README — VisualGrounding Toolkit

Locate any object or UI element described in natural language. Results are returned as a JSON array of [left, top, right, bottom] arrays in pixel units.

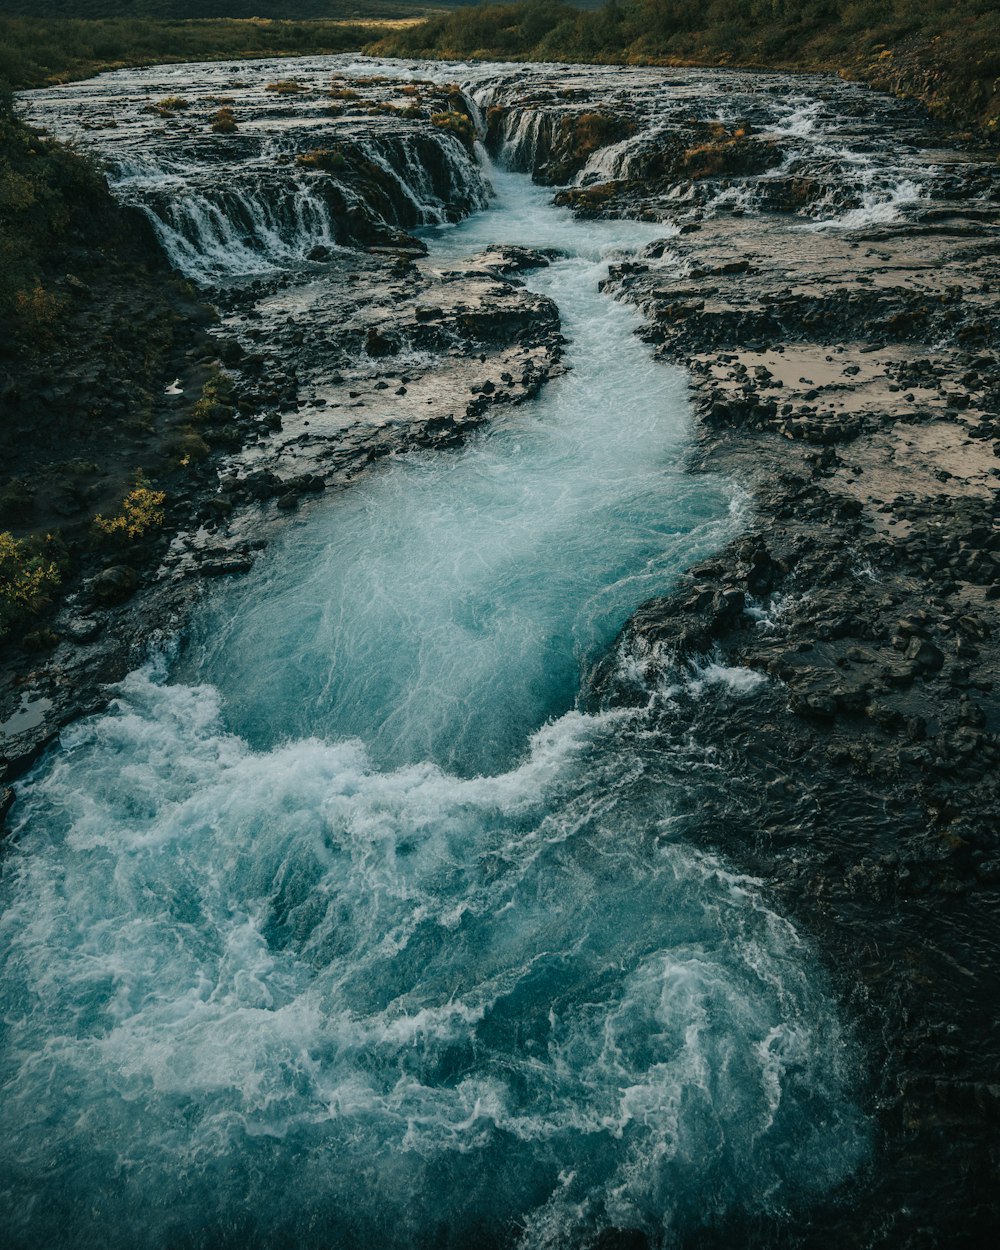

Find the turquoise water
[[180, 165, 731, 774], [0, 164, 867, 1250]]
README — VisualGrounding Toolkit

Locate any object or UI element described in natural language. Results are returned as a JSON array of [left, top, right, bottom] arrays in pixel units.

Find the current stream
[[1, 137, 868, 1247]]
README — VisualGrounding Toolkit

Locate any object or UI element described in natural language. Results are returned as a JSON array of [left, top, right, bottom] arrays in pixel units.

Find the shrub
[[148, 95, 191, 116], [0, 480, 34, 525], [265, 78, 306, 94], [13, 282, 64, 332], [94, 476, 166, 541], [210, 107, 237, 134], [296, 147, 349, 172], [564, 111, 634, 159], [191, 367, 234, 424], [167, 430, 211, 466], [0, 531, 61, 638], [430, 109, 475, 148]]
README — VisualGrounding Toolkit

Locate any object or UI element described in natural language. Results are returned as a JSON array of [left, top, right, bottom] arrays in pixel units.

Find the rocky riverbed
[[3, 56, 999, 1249]]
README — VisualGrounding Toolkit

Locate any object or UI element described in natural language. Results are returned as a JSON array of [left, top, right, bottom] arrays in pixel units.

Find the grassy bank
[[0, 16, 408, 90]]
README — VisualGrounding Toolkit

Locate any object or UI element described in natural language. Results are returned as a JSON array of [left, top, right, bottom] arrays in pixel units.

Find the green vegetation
[[369, 1, 1000, 132], [94, 476, 166, 540], [563, 110, 634, 158], [265, 76, 307, 92], [190, 366, 234, 424], [430, 107, 474, 147], [2, 5, 995, 129], [210, 104, 237, 130], [0, 16, 400, 90], [0, 530, 61, 638], [296, 145, 349, 170], [0, 1, 442, 18]]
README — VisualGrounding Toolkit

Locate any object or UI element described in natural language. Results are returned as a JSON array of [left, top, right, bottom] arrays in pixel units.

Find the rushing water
[[178, 165, 732, 775], [2, 68, 870, 1250]]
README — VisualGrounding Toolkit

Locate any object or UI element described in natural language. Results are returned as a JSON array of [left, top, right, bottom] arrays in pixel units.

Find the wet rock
[[89, 566, 139, 604], [287, 474, 326, 494], [365, 327, 398, 357], [906, 637, 945, 673], [594, 1230, 648, 1250], [233, 471, 282, 501], [8, 64, 1000, 1249], [711, 586, 745, 625], [64, 616, 102, 642], [199, 555, 253, 577], [790, 688, 838, 719], [473, 244, 557, 273]]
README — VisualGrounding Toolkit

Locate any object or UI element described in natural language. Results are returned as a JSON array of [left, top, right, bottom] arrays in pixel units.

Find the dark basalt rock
[[89, 565, 139, 604], [471, 244, 560, 273], [365, 326, 399, 357]]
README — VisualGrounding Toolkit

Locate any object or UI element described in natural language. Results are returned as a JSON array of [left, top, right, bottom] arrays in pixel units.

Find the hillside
[[0, 15, 399, 89]]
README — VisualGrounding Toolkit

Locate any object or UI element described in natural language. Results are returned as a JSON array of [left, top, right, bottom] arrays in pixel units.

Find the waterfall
[[107, 130, 490, 283]]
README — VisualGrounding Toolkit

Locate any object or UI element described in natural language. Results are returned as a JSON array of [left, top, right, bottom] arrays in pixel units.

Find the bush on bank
[[0, 530, 61, 639]]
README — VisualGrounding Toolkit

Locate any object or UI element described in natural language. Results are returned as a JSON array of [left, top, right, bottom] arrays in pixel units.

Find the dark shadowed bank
[[0, 80, 259, 769]]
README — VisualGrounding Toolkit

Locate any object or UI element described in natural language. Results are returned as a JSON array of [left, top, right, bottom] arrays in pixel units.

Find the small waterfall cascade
[[469, 68, 940, 226]]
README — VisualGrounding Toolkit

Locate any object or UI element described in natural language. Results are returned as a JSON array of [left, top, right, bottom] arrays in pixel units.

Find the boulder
[[90, 565, 138, 604]]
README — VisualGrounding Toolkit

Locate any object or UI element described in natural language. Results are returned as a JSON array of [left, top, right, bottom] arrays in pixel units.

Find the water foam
[[1, 664, 866, 1250]]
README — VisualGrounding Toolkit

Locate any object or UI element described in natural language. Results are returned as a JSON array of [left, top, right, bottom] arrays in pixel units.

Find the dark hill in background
[[0, 1, 598, 17], [0, 2, 437, 17]]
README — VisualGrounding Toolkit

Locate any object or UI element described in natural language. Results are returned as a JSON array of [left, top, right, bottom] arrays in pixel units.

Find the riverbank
[[3, 6, 1000, 137], [366, 1, 1000, 136], [0, 14, 414, 89], [0, 90, 250, 796]]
